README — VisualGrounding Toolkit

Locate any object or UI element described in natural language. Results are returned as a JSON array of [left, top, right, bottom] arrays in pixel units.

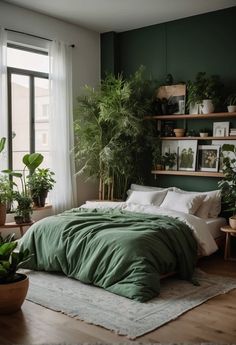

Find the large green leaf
[[0, 137, 6, 153], [0, 242, 17, 257], [23, 153, 44, 173]]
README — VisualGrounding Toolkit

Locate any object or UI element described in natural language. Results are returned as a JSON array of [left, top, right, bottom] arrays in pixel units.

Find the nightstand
[[220, 225, 236, 261]]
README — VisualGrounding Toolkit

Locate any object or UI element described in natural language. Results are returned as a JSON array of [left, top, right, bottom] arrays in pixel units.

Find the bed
[[19, 186, 224, 302]]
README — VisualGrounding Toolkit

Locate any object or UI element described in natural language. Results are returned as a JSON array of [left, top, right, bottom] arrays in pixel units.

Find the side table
[[220, 225, 236, 261], [0, 221, 35, 238]]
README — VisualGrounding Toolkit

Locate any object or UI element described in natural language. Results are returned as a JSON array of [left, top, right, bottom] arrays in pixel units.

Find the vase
[[200, 99, 214, 114]]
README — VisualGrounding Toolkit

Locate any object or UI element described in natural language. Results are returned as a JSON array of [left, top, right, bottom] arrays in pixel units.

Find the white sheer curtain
[[49, 40, 77, 214], [0, 28, 8, 170]]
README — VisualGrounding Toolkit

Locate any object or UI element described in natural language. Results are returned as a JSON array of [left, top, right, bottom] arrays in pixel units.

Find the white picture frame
[[198, 145, 220, 172], [161, 140, 178, 170], [213, 121, 230, 137], [212, 140, 236, 172], [178, 140, 198, 171]]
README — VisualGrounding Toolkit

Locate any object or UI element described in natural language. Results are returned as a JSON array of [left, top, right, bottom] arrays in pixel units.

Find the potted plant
[[0, 233, 30, 314], [199, 128, 210, 138], [226, 94, 236, 113], [162, 152, 177, 170], [187, 72, 222, 114], [27, 168, 56, 207], [218, 144, 236, 229], [3, 152, 44, 224], [0, 174, 13, 226]]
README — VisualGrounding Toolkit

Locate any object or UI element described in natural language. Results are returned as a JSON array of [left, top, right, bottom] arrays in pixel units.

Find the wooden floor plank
[[0, 252, 236, 344]]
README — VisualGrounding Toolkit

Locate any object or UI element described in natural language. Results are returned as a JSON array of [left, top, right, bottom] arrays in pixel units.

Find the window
[[7, 45, 50, 178]]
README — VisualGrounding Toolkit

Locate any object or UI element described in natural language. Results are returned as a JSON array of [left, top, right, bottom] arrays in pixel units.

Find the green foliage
[[218, 144, 236, 214], [0, 233, 30, 284], [162, 152, 177, 168], [74, 66, 154, 199], [0, 174, 13, 205], [0, 137, 6, 154], [27, 168, 56, 198], [187, 72, 222, 108], [13, 192, 32, 219], [227, 93, 236, 106]]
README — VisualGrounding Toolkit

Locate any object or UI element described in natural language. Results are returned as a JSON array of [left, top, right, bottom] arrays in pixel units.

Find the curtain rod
[[5, 28, 75, 47]]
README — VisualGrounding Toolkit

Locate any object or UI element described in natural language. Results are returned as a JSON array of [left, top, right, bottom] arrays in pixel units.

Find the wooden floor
[[0, 252, 236, 344]]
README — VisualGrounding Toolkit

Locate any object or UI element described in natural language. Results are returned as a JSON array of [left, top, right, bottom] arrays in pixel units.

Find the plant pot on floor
[[0, 273, 29, 314], [32, 190, 48, 208], [0, 203, 6, 226]]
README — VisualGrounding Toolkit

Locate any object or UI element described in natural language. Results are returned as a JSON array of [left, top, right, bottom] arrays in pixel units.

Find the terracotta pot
[[229, 216, 236, 230], [174, 128, 185, 137], [0, 274, 29, 314], [0, 203, 6, 226]]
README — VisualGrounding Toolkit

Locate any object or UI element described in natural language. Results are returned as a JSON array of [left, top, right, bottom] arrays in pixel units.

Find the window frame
[[7, 44, 49, 170]]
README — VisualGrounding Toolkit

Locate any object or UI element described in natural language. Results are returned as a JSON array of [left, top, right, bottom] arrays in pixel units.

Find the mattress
[[205, 217, 227, 239]]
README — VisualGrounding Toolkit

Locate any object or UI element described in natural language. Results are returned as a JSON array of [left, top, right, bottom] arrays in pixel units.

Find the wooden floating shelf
[[161, 136, 236, 140], [145, 112, 236, 120], [151, 170, 224, 178]]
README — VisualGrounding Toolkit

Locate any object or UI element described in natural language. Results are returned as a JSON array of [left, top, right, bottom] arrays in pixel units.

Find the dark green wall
[[100, 7, 236, 191]]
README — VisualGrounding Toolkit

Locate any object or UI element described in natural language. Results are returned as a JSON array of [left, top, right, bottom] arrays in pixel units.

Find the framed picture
[[213, 121, 230, 137], [212, 140, 236, 171], [178, 140, 198, 171], [198, 145, 220, 172], [157, 84, 186, 114], [161, 140, 178, 170]]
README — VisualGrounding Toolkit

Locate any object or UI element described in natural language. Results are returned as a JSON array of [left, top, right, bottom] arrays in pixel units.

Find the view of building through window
[[7, 46, 50, 182]]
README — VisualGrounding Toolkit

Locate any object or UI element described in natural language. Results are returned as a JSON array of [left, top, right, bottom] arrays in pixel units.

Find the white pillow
[[130, 184, 174, 192], [160, 191, 207, 215], [173, 188, 221, 218], [126, 190, 168, 206]]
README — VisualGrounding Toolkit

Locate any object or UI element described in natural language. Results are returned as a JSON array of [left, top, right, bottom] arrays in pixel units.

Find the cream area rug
[[24, 269, 236, 339]]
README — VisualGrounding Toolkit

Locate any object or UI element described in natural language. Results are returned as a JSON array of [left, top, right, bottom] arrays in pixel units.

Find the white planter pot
[[227, 105, 236, 113], [199, 132, 208, 138], [189, 103, 199, 114], [229, 216, 236, 230], [200, 99, 214, 114]]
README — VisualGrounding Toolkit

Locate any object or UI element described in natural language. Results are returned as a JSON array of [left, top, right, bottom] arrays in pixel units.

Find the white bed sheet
[[82, 201, 218, 257], [204, 217, 227, 239]]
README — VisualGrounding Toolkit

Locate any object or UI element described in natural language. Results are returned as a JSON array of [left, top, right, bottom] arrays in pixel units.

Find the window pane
[[11, 74, 30, 173], [35, 77, 51, 169], [7, 47, 49, 73]]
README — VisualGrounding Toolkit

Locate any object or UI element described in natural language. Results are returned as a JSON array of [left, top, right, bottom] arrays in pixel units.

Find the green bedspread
[[20, 208, 198, 302]]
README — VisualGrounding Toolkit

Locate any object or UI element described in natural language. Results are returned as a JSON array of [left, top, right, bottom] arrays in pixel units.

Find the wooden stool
[[0, 221, 35, 238], [220, 225, 236, 261]]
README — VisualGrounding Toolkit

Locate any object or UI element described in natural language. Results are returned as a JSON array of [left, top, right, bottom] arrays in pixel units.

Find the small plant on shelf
[[226, 93, 236, 113], [162, 152, 177, 170]]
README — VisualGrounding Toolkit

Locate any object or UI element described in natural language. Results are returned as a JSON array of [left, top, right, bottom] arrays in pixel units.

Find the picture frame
[[178, 140, 198, 171], [161, 140, 178, 170], [157, 84, 186, 115], [213, 121, 230, 137], [212, 140, 236, 172], [198, 145, 220, 172]]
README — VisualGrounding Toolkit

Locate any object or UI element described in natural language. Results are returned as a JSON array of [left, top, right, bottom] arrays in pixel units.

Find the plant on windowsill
[[27, 168, 56, 207], [218, 144, 236, 229], [3, 153, 44, 224], [0, 233, 30, 314]]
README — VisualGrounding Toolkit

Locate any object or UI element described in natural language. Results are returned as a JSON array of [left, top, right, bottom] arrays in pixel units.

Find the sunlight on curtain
[[49, 40, 77, 214], [0, 28, 8, 170]]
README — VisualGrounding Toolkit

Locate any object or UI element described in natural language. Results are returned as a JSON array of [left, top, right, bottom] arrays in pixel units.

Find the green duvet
[[20, 208, 198, 302]]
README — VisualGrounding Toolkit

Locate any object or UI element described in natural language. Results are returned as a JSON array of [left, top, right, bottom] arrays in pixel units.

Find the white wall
[[0, 1, 100, 205]]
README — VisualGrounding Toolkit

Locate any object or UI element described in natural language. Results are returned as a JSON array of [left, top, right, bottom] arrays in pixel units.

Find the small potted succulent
[[226, 94, 236, 113], [0, 233, 30, 314], [27, 168, 56, 207]]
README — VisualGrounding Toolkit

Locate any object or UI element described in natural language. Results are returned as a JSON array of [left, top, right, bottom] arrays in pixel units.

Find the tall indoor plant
[[74, 66, 154, 200], [218, 144, 236, 229]]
